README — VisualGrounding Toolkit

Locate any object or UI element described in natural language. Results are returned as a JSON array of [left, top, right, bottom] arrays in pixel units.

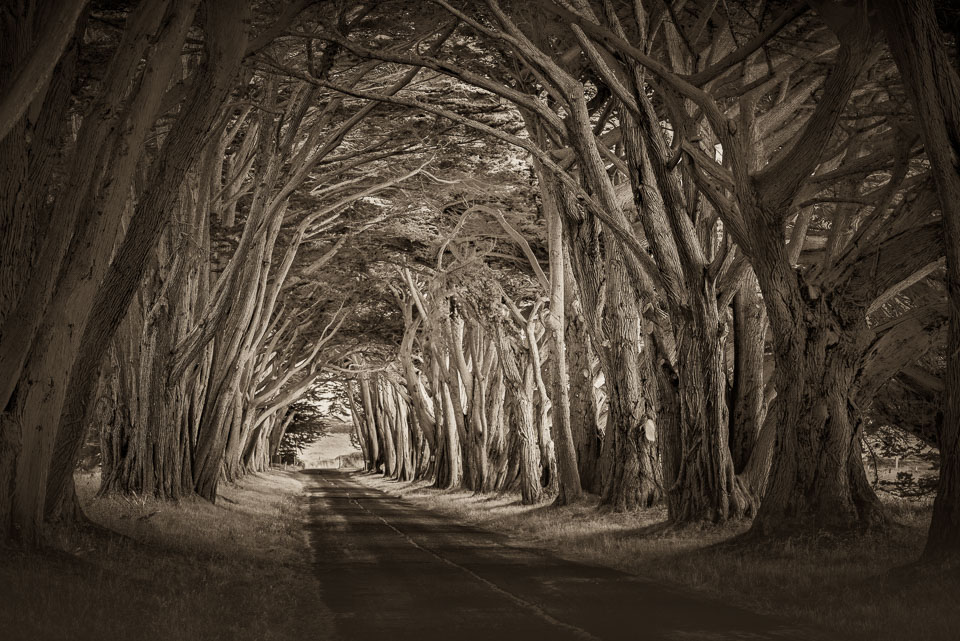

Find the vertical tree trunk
[[391, 383, 414, 481], [730, 275, 767, 473], [496, 322, 542, 504], [651, 337, 682, 493], [1, 0, 203, 542], [97, 268, 193, 500], [539, 169, 583, 504], [749, 246, 883, 535], [194, 226, 273, 500], [623, 104, 751, 523], [441, 315, 475, 489], [597, 246, 662, 511], [358, 374, 381, 472], [345, 380, 369, 469], [669, 302, 753, 522], [483, 365, 507, 492], [878, 0, 960, 557], [426, 355, 452, 488], [564, 280, 602, 494], [563, 203, 661, 511], [438, 377, 463, 489], [525, 312, 558, 497], [376, 379, 397, 478], [519, 358, 544, 503]]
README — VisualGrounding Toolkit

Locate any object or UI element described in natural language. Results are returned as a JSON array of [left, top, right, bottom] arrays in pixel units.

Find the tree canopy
[[1, 0, 959, 560]]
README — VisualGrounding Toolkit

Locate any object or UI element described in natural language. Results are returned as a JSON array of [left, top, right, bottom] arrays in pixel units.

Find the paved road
[[305, 469, 824, 641]]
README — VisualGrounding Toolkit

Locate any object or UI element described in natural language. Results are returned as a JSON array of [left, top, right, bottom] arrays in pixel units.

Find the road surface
[[305, 469, 825, 641]]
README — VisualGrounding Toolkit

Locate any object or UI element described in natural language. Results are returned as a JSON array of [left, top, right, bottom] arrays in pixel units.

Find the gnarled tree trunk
[[750, 251, 883, 535]]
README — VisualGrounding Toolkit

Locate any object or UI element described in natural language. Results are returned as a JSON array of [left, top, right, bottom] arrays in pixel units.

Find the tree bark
[[749, 245, 883, 535], [0, 0, 88, 143], [730, 275, 767, 473], [496, 321, 542, 504], [1, 0, 202, 543], [598, 245, 662, 511], [358, 373, 381, 472], [539, 166, 583, 504], [564, 285, 602, 494], [877, 0, 960, 557]]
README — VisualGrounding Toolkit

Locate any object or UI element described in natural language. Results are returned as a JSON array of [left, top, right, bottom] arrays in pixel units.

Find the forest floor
[[0, 469, 333, 641], [355, 472, 960, 641], [4, 465, 954, 640]]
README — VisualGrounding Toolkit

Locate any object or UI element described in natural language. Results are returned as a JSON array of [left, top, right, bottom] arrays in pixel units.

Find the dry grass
[[0, 470, 332, 641], [357, 473, 960, 641]]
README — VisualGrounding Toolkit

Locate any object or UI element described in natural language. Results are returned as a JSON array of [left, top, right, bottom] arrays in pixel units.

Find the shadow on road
[[303, 469, 827, 641]]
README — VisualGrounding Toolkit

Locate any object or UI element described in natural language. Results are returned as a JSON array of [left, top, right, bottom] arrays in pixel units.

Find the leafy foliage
[[277, 400, 330, 464]]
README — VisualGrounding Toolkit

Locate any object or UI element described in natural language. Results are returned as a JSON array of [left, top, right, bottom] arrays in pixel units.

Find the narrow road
[[305, 469, 824, 641]]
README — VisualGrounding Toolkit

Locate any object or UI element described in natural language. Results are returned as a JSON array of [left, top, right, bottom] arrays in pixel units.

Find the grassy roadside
[[355, 472, 960, 641], [0, 470, 331, 641]]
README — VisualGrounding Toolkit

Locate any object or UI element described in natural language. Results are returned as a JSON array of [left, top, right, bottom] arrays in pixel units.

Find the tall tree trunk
[[358, 374, 381, 472], [730, 275, 767, 473], [597, 246, 662, 511], [496, 322, 542, 504], [0, 0, 202, 543], [651, 337, 682, 494], [564, 204, 661, 511], [624, 102, 751, 523], [193, 219, 274, 500], [749, 247, 883, 535], [669, 300, 753, 522], [98, 290, 190, 499], [483, 365, 507, 492], [95, 195, 208, 500], [376, 379, 397, 478], [390, 383, 414, 482], [878, 0, 960, 557], [539, 168, 583, 504], [564, 272, 602, 494], [437, 376, 462, 489]]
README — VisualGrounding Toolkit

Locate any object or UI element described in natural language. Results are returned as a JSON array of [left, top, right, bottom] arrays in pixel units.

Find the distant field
[[301, 429, 360, 469], [324, 419, 356, 434]]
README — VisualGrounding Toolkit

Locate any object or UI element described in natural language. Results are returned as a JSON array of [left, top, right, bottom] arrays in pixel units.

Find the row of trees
[[333, 0, 960, 558], [0, 0, 456, 543], [1, 0, 958, 564]]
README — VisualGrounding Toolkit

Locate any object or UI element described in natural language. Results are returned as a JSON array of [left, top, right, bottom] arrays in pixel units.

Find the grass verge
[[0, 470, 331, 641], [355, 472, 959, 641]]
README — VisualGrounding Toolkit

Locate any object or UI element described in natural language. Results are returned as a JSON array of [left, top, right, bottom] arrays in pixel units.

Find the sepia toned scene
[[1, 1, 959, 639]]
